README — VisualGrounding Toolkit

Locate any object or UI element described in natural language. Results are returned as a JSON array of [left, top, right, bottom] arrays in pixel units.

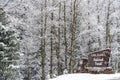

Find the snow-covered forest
[[0, 0, 120, 80]]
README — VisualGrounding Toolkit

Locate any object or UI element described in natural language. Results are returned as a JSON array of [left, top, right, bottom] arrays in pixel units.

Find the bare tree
[[105, 0, 111, 48], [64, 0, 68, 69], [56, 0, 62, 75], [41, 0, 47, 80], [97, 0, 102, 50], [50, 0, 54, 78], [87, 0, 91, 52], [69, 0, 77, 73]]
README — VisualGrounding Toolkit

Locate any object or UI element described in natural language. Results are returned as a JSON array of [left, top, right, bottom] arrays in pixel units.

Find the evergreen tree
[[0, 8, 8, 25], [0, 23, 19, 79]]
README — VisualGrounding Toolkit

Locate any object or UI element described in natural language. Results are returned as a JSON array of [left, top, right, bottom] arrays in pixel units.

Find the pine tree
[[0, 23, 19, 79], [0, 8, 8, 25]]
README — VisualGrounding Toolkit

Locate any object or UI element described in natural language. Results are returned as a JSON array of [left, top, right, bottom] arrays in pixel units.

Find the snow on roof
[[89, 48, 111, 55], [49, 73, 120, 80]]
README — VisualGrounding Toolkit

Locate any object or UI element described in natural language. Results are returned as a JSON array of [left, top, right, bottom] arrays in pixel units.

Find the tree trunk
[[69, 0, 77, 73], [87, 0, 91, 52], [64, 0, 68, 69], [97, 0, 101, 50], [55, 0, 62, 75], [41, 0, 47, 80], [50, 0, 54, 78], [50, 20, 53, 78], [41, 5, 46, 80], [106, 0, 111, 48]]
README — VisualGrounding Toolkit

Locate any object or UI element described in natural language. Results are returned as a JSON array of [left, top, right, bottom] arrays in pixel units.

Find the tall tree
[[69, 0, 77, 73], [56, 0, 61, 75], [41, 0, 47, 79], [64, 0, 68, 69], [87, 0, 91, 52], [0, 23, 19, 80], [97, 0, 102, 50], [105, 0, 111, 48], [40, 5, 45, 80], [50, 0, 54, 78]]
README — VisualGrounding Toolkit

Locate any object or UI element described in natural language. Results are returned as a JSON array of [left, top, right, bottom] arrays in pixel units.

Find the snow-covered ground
[[49, 73, 120, 80]]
